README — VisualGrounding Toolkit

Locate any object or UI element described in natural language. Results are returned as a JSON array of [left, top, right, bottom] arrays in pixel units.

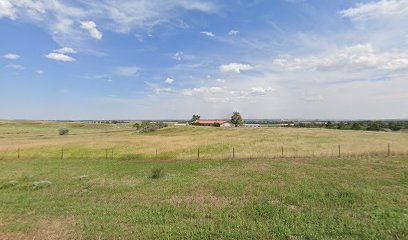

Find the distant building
[[174, 123, 189, 126], [243, 124, 261, 128], [194, 120, 232, 127]]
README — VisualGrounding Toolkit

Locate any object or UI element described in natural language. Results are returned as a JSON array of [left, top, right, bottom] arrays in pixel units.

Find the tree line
[[292, 121, 408, 132]]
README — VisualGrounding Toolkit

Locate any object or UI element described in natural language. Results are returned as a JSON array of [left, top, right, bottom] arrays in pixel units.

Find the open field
[[1, 120, 408, 160], [1, 121, 408, 239], [1, 157, 408, 239]]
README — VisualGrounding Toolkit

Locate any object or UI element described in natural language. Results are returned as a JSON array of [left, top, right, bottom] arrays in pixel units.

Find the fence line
[[0, 143, 407, 161]]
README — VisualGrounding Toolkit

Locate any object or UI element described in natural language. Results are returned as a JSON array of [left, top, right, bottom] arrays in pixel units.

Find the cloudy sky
[[1, 0, 407, 120]]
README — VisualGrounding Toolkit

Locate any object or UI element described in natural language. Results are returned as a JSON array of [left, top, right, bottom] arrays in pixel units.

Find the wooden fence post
[[338, 144, 341, 157], [197, 147, 200, 160], [388, 143, 391, 156], [61, 147, 64, 160], [233, 147, 235, 159], [18, 148, 20, 159], [281, 146, 284, 158], [105, 149, 108, 160]]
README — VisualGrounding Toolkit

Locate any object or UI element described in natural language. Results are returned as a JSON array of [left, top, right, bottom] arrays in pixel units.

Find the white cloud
[[215, 78, 226, 83], [5, 64, 24, 70], [155, 87, 172, 94], [340, 0, 408, 19], [2, 53, 20, 60], [173, 51, 183, 61], [0, 0, 218, 48], [45, 52, 76, 62], [250, 87, 275, 96], [302, 94, 324, 102], [200, 31, 215, 37], [165, 77, 174, 84], [219, 63, 253, 73], [54, 47, 76, 54], [80, 21, 103, 40], [0, 0, 16, 20], [271, 43, 408, 73], [115, 66, 139, 77], [182, 85, 275, 103], [181, 89, 193, 96], [181, 86, 224, 96], [193, 86, 224, 93], [228, 29, 239, 36], [36, 70, 44, 74]]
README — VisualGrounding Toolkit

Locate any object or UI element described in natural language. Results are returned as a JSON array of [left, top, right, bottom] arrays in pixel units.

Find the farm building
[[194, 120, 233, 127]]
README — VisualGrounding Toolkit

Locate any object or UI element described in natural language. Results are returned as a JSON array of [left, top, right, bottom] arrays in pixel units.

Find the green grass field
[[0, 121, 408, 239]]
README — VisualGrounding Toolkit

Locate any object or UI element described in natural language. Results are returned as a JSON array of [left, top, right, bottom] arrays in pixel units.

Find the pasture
[[1, 120, 408, 160], [0, 121, 408, 239]]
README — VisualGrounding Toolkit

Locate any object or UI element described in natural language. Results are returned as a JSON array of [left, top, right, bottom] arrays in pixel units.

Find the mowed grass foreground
[[1, 157, 408, 239], [1, 120, 408, 160]]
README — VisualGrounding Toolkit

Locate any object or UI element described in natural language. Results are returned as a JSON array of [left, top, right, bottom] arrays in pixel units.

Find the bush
[[58, 128, 69, 135], [139, 122, 168, 133], [150, 167, 165, 179]]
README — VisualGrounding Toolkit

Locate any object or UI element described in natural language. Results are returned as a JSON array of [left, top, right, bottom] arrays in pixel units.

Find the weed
[[150, 167, 165, 179]]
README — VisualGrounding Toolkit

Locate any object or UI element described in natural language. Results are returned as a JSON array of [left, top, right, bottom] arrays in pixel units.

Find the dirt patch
[[0, 218, 76, 240]]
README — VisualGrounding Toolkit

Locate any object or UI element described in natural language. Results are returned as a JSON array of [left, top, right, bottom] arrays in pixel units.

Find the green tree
[[191, 115, 200, 123], [231, 112, 244, 127], [351, 122, 362, 130], [388, 122, 401, 131], [337, 122, 346, 130], [325, 121, 334, 129], [367, 122, 381, 131]]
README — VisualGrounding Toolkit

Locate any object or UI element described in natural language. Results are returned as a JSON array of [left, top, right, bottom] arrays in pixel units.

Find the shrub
[[150, 167, 165, 179], [139, 122, 168, 133], [58, 128, 69, 135]]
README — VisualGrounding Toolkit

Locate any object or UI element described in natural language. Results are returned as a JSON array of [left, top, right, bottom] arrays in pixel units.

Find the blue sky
[[1, 0, 407, 120]]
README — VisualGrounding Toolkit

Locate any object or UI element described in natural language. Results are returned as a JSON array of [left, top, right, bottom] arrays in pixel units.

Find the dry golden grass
[[0, 120, 407, 160]]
